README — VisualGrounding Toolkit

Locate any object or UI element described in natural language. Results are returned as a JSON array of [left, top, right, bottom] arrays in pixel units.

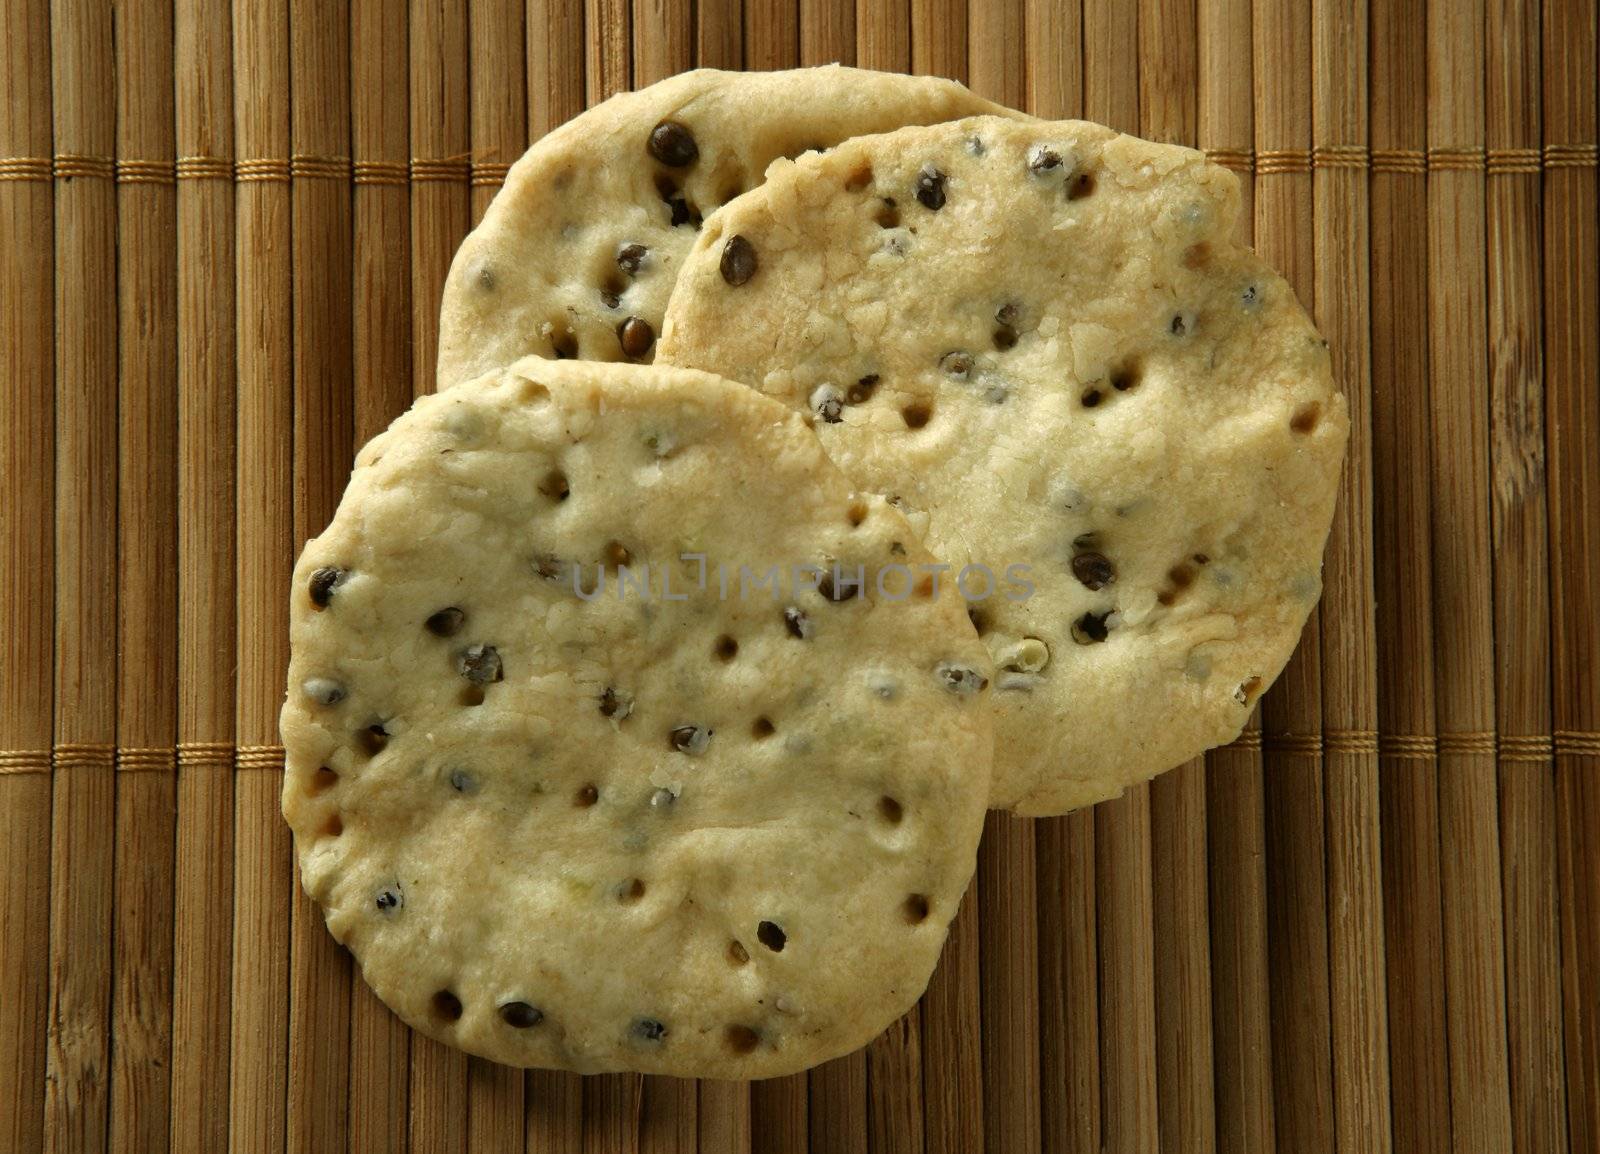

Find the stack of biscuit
[[281, 67, 1346, 1079]]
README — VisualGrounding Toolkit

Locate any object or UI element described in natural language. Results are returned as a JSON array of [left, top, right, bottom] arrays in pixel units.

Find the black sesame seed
[[309, 566, 344, 608], [915, 165, 947, 210], [670, 725, 711, 754], [448, 769, 476, 793], [1071, 552, 1115, 590], [617, 242, 649, 276], [425, 607, 465, 637], [576, 784, 599, 807], [816, 394, 843, 423], [599, 687, 633, 720], [599, 289, 620, 309], [647, 120, 699, 167], [996, 302, 1020, 326], [631, 1017, 668, 1043], [1242, 284, 1260, 306], [720, 234, 758, 286], [499, 1001, 544, 1029], [375, 885, 403, 914], [617, 316, 655, 358], [783, 606, 811, 639], [1170, 312, 1191, 336], [1028, 146, 1063, 175], [458, 644, 503, 684], [756, 920, 787, 951], [1072, 611, 1111, 644], [668, 197, 701, 228]]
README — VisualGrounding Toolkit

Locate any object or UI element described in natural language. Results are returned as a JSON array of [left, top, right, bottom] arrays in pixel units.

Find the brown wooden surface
[[1, 1, 1597, 1150]]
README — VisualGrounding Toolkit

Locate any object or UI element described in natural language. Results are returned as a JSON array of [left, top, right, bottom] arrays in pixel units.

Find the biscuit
[[280, 359, 994, 1076], [659, 116, 1348, 814]]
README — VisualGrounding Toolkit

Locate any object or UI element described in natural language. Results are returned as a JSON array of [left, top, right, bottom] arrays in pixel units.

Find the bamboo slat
[[0, 2, 54, 1148], [110, 0, 178, 1146], [1543, 0, 1600, 1148], [350, 3, 415, 1150], [5, 3, 1600, 1150], [1310, 0, 1390, 1148], [1198, 3, 1273, 1152], [172, 0, 239, 1140], [1426, 0, 1515, 1147], [229, 0, 293, 1147], [1485, 2, 1567, 1151], [47, 1, 118, 1148]]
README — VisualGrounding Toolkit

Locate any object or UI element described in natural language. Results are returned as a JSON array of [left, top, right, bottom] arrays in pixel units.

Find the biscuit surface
[[437, 66, 1007, 388], [659, 116, 1348, 814], [281, 360, 993, 1077]]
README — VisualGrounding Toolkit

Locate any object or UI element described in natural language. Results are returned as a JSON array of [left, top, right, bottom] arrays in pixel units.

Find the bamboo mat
[[1, 0, 1597, 1150]]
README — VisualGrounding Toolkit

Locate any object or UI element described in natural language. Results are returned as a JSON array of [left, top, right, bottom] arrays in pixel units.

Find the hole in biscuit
[[431, 990, 463, 1023], [724, 1024, 760, 1054], [1081, 386, 1105, 408], [618, 878, 646, 903], [875, 199, 900, 228], [844, 162, 873, 191], [1067, 171, 1097, 200], [321, 812, 344, 837], [903, 894, 931, 924], [756, 921, 786, 952], [575, 783, 599, 807], [1235, 675, 1264, 705], [460, 684, 486, 707], [848, 374, 880, 404], [357, 724, 389, 757], [499, 1001, 544, 1028], [1111, 362, 1142, 392], [654, 172, 679, 203], [914, 574, 935, 599], [550, 323, 578, 360], [714, 634, 739, 662], [309, 767, 339, 796], [1169, 562, 1196, 590], [878, 796, 904, 825], [847, 501, 868, 527], [1290, 402, 1322, 434], [967, 606, 990, 634], [519, 379, 550, 405], [605, 540, 633, 569], [751, 716, 776, 740], [540, 469, 570, 502], [727, 940, 750, 966], [901, 402, 932, 429], [1183, 242, 1212, 269], [993, 325, 1019, 351]]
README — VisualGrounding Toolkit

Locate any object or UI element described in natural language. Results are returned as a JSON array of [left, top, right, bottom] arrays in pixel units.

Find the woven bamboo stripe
[[1312, 144, 1369, 169], [1497, 734, 1554, 763], [1262, 731, 1324, 755], [472, 161, 512, 186], [0, 156, 52, 180], [237, 745, 286, 771], [411, 158, 472, 182], [1324, 730, 1380, 755], [1371, 148, 1429, 174], [1555, 731, 1600, 757], [0, 750, 52, 775], [234, 157, 291, 182], [54, 743, 116, 769], [54, 153, 117, 179], [1485, 148, 1542, 174], [291, 154, 352, 180], [117, 747, 177, 773], [1436, 731, 1498, 755], [115, 158, 176, 184], [1542, 143, 1597, 167], [176, 741, 235, 769], [176, 155, 234, 180], [1427, 146, 1486, 171], [1380, 734, 1439, 760], [353, 160, 409, 186], [3, 146, 1595, 187], [1255, 149, 1312, 175]]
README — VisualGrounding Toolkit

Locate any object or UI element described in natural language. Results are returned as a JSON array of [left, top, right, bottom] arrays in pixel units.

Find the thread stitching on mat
[[118, 747, 177, 773], [238, 745, 286, 771], [54, 743, 116, 768], [177, 741, 235, 769], [7, 147, 1592, 186], [1556, 731, 1600, 756], [0, 750, 52, 775]]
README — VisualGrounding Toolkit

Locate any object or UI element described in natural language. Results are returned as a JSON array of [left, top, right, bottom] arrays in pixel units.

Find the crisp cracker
[[437, 66, 1009, 388], [658, 116, 1348, 815], [281, 360, 993, 1077]]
